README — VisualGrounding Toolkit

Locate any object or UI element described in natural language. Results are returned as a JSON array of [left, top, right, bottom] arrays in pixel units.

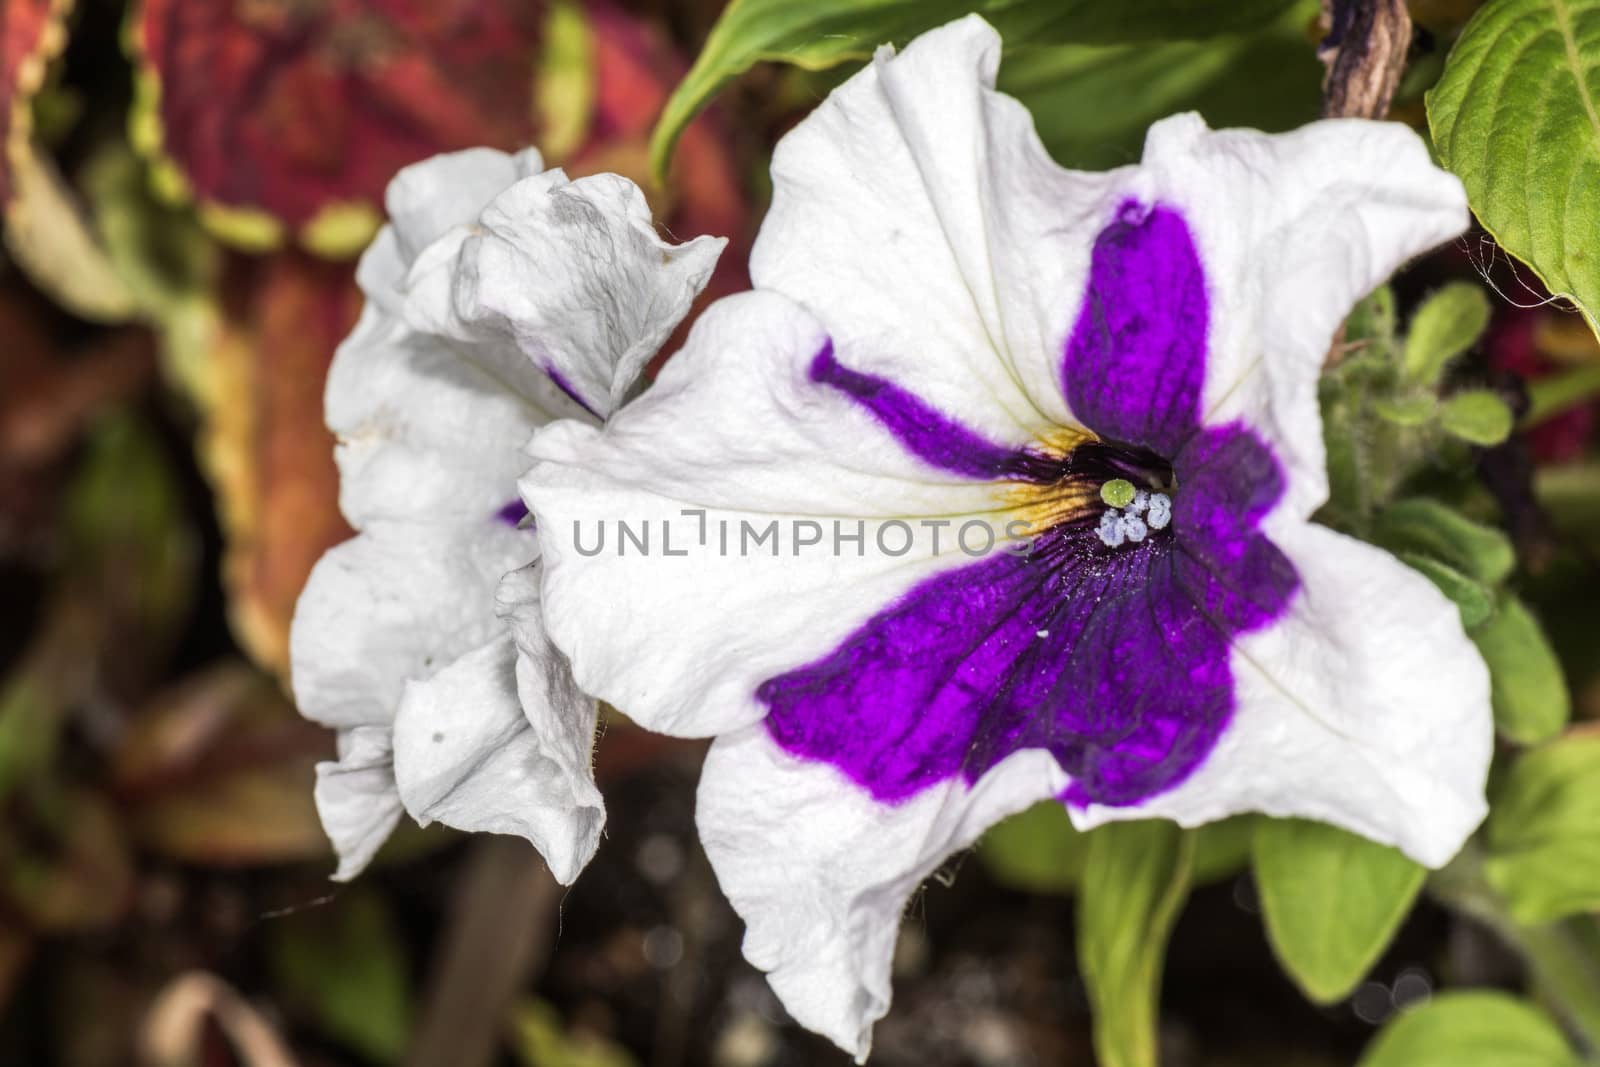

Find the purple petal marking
[[810, 341, 1059, 483], [1063, 201, 1209, 458], [545, 363, 603, 420], [496, 499, 530, 527], [761, 202, 1300, 809]]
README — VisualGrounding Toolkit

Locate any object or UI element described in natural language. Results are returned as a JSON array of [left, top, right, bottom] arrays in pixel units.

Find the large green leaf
[[1472, 591, 1571, 744], [1428, 0, 1600, 339], [1358, 992, 1580, 1067], [1000, 9, 1320, 169], [1254, 818, 1425, 1004], [981, 800, 1086, 893], [1077, 821, 1193, 1067], [1485, 730, 1600, 923], [649, 0, 1302, 176]]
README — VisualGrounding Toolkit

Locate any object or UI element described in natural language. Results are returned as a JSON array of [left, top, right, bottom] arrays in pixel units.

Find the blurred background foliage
[[1, 0, 1599, 1064]]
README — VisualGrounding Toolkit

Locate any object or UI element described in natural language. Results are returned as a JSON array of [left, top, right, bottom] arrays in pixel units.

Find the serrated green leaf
[[1485, 731, 1600, 923], [1374, 499, 1515, 584], [1427, 0, 1600, 340], [1400, 553, 1496, 627], [1078, 821, 1192, 1067], [1440, 389, 1514, 446], [1402, 282, 1492, 385], [981, 800, 1085, 894], [1472, 591, 1570, 744], [269, 889, 411, 1063], [648, 0, 1301, 177], [1358, 992, 1579, 1067], [1254, 819, 1425, 1004]]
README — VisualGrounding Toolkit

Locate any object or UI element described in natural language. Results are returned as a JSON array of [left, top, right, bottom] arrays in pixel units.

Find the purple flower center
[[758, 202, 1299, 808]]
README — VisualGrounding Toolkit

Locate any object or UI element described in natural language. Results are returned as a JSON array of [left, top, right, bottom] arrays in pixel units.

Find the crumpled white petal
[[390, 566, 603, 884], [292, 144, 723, 879], [407, 170, 726, 419], [1073, 522, 1492, 868], [315, 725, 406, 882], [698, 728, 1066, 1061]]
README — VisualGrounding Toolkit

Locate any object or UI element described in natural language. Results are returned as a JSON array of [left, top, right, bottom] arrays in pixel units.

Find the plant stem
[[1430, 844, 1600, 1055]]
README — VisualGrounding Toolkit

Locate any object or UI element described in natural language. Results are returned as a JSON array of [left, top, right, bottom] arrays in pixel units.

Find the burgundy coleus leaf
[[130, 0, 545, 255], [0, 0, 67, 210], [201, 250, 359, 674]]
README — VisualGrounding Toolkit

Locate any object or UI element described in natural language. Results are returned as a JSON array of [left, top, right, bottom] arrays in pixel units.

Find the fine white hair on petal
[[1072, 522, 1492, 868], [697, 727, 1067, 1061], [391, 565, 604, 885]]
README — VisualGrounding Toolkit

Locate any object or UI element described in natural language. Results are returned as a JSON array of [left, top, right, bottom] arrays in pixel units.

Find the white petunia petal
[[316, 725, 405, 881], [358, 148, 545, 318], [751, 15, 1120, 442], [421, 171, 725, 419], [523, 290, 1034, 740], [384, 147, 545, 266], [390, 566, 603, 885], [325, 312, 578, 526], [698, 727, 1066, 1060], [1133, 113, 1469, 518], [290, 520, 534, 731], [1071, 522, 1491, 867]]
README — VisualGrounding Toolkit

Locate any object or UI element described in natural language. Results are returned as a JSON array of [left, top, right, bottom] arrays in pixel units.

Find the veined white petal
[[523, 291, 1033, 740], [1134, 113, 1470, 519], [391, 566, 603, 885], [752, 15, 1121, 442], [1072, 522, 1491, 868], [698, 727, 1065, 1060], [316, 725, 405, 881]]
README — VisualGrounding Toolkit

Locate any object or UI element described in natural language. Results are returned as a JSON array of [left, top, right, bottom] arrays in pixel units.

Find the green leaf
[[649, 0, 1302, 177], [509, 998, 637, 1067], [1191, 816, 1256, 886], [1402, 282, 1492, 385], [997, 6, 1320, 170], [1373, 499, 1515, 584], [1358, 991, 1580, 1067], [269, 889, 412, 1063], [1427, 0, 1600, 341], [981, 800, 1086, 893], [1345, 284, 1399, 353], [1400, 553, 1496, 628], [1372, 394, 1438, 426], [1439, 390, 1514, 446], [1253, 819, 1425, 1004], [1471, 591, 1570, 745], [1485, 731, 1600, 923], [1077, 821, 1193, 1067]]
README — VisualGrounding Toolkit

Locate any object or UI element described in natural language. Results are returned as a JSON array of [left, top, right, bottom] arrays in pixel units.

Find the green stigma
[[1100, 478, 1136, 508]]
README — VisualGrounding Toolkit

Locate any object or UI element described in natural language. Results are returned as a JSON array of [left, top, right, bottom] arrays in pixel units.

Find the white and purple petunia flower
[[287, 146, 725, 881], [514, 16, 1493, 1058]]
